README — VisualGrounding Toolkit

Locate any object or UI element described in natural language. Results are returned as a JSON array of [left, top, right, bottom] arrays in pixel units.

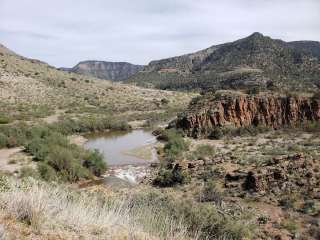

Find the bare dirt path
[[0, 147, 23, 172]]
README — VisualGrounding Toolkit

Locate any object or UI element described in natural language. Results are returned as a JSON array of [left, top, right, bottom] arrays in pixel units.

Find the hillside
[[127, 33, 320, 91], [1, 42, 320, 240], [288, 41, 320, 59], [62, 61, 144, 81], [0, 44, 192, 125]]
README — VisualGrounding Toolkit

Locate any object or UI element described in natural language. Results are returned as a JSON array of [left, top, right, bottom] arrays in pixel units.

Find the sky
[[0, 0, 319, 67]]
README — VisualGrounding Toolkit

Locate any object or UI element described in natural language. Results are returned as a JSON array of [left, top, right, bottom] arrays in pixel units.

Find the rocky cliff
[[175, 92, 320, 138], [62, 61, 144, 81]]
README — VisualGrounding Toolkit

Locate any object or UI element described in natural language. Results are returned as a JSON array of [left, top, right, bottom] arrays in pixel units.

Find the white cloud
[[0, 0, 319, 67]]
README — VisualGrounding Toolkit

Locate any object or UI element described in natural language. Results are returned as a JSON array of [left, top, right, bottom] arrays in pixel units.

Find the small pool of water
[[84, 129, 158, 166]]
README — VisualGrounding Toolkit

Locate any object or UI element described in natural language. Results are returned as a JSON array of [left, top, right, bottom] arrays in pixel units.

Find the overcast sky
[[0, 0, 319, 67]]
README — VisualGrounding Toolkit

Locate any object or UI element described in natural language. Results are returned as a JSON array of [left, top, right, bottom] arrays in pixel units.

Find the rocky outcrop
[[225, 153, 320, 197], [175, 93, 320, 138], [62, 61, 144, 81]]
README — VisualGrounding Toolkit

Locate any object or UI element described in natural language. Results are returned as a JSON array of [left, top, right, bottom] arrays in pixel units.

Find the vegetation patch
[[162, 129, 189, 163]]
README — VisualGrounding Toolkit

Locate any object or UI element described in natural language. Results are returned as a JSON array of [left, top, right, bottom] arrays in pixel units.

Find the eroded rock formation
[[175, 93, 320, 138]]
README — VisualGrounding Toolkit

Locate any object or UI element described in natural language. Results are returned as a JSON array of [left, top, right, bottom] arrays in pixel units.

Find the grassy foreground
[[0, 177, 192, 240]]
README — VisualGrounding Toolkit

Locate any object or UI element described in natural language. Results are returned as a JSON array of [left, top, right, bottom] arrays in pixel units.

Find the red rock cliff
[[175, 94, 320, 138]]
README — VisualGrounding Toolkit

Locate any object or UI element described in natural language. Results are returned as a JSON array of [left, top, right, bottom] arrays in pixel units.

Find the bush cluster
[[188, 144, 216, 161], [302, 121, 320, 133], [209, 125, 272, 139], [153, 167, 190, 187], [0, 124, 28, 148], [0, 122, 108, 182], [0, 114, 12, 124], [199, 180, 223, 204], [246, 87, 261, 95], [162, 129, 188, 162], [50, 117, 130, 135], [24, 129, 106, 182]]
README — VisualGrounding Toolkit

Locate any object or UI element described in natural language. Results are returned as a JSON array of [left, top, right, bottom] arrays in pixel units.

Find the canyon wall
[[175, 94, 320, 138]]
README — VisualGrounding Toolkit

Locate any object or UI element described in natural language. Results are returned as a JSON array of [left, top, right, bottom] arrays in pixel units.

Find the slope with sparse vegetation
[[127, 33, 320, 91]]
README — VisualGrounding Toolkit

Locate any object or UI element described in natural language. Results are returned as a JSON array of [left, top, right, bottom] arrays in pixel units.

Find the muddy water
[[84, 130, 158, 184]]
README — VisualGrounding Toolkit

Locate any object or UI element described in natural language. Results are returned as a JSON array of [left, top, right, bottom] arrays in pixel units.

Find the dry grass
[[0, 177, 193, 240], [0, 46, 194, 125]]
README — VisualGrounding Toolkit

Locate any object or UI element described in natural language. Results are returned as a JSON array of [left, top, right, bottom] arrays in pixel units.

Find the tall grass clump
[[130, 189, 254, 240], [0, 177, 193, 240]]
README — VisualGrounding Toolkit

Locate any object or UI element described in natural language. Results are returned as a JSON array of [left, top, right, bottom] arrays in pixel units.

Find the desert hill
[[0, 43, 192, 125], [127, 33, 320, 91], [61, 61, 144, 81]]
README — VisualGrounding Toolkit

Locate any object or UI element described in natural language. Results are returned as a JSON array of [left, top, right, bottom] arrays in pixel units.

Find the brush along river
[[84, 129, 159, 185]]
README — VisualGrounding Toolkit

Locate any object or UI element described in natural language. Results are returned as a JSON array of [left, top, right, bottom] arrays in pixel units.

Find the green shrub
[[37, 162, 57, 181], [0, 120, 113, 182], [153, 169, 175, 187], [0, 114, 12, 124], [246, 87, 260, 95], [83, 150, 107, 177], [302, 200, 316, 214], [221, 125, 271, 138], [50, 117, 130, 135], [191, 144, 216, 160], [0, 133, 7, 148], [153, 167, 190, 187], [281, 218, 298, 234], [190, 96, 202, 105], [200, 180, 222, 203], [45, 146, 89, 182], [0, 124, 28, 147], [25, 125, 51, 139], [209, 128, 223, 139], [163, 129, 188, 162], [279, 193, 299, 210], [24, 129, 97, 182], [25, 138, 50, 161], [157, 128, 183, 141], [303, 121, 320, 133]]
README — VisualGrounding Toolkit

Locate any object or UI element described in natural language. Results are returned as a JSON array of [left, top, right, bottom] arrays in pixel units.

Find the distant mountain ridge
[[287, 41, 320, 59], [62, 61, 144, 81], [126, 32, 320, 91]]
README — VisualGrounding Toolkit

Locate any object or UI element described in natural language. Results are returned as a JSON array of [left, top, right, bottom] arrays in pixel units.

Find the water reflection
[[84, 130, 158, 166]]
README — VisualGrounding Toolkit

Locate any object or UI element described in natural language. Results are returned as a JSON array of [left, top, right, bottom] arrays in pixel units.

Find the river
[[84, 129, 158, 185]]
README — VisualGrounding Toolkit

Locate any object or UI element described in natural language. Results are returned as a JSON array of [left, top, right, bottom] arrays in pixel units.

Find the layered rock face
[[176, 93, 320, 138]]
